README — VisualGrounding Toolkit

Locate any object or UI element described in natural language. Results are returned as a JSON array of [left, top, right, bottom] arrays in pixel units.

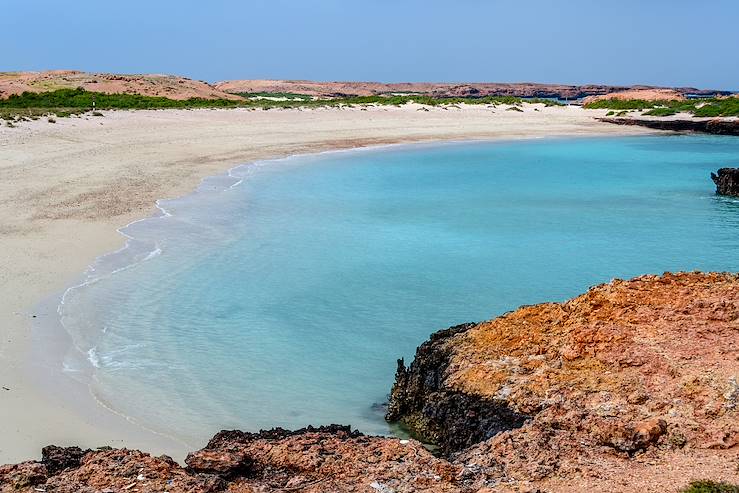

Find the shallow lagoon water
[[57, 136, 739, 446]]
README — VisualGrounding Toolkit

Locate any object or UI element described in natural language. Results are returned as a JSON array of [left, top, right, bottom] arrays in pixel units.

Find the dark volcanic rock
[[711, 168, 739, 197], [204, 424, 362, 449], [41, 445, 90, 474], [386, 323, 528, 455]]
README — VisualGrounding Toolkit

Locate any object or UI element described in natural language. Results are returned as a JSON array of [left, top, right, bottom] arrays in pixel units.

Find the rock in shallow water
[[712, 168, 739, 197]]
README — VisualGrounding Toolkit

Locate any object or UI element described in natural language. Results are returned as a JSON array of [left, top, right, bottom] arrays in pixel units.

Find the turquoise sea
[[56, 136, 739, 447]]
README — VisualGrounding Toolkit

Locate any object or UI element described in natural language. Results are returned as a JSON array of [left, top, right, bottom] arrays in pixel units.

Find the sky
[[2, 0, 738, 90]]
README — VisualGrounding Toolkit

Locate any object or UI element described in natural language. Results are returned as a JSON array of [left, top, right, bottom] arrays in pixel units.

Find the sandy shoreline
[[0, 103, 652, 464]]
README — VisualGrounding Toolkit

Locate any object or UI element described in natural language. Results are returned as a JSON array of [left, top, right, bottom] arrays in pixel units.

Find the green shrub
[[585, 96, 739, 117], [681, 480, 739, 493], [644, 107, 679, 117], [585, 98, 659, 110], [0, 87, 567, 119]]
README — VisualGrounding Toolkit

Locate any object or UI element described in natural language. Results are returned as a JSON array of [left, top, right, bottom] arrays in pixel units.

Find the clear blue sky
[[2, 0, 737, 90]]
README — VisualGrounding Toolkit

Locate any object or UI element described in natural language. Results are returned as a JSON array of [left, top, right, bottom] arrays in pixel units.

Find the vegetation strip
[[585, 97, 739, 117], [0, 88, 562, 121]]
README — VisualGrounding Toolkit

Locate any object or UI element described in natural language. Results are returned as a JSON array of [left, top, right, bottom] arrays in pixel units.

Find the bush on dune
[[585, 96, 739, 117], [0, 87, 564, 120]]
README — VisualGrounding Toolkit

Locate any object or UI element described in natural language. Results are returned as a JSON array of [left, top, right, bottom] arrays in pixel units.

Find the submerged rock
[[711, 168, 739, 197]]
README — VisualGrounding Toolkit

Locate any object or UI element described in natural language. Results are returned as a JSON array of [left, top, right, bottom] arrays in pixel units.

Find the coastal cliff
[[2, 273, 738, 492]]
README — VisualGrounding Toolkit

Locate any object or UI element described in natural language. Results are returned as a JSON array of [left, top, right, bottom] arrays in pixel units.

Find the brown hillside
[[0, 71, 242, 100]]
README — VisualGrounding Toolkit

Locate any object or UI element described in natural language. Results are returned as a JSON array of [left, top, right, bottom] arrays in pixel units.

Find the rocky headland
[[387, 272, 739, 486], [2, 272, 738, 492]]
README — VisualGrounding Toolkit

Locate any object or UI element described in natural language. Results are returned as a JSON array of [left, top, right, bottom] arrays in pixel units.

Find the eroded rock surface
[[386, 323, 529, 454], [1, 426, 480, 492], [388, 272, 739, 483]]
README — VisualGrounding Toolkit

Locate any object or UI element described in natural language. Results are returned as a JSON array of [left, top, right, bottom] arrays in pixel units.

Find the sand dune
[[584, 88, 687, 104]]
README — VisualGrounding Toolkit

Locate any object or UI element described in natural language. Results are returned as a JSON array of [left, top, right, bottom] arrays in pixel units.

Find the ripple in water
[[56, 136, 739, 447]]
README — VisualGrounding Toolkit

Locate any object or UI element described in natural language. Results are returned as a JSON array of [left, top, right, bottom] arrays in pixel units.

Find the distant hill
[[0, 71, 242, 100], [1, 71, 731, 101], [214, 79, 729, 100], [583, 88, 687, 104]]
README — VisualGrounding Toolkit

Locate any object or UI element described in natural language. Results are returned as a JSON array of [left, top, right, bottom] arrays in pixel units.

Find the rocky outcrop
[[598, 117, 739, 135], [386, 324, 529, 454], [186, 425, 474, 492], [712, 168, 739, 197], [1, 426, 482, 492], [40, 446, 90, 475], [388, 272, 739, 479]]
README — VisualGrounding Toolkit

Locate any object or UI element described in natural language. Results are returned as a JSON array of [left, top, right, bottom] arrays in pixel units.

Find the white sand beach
[[0, 103, 652, 463]]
